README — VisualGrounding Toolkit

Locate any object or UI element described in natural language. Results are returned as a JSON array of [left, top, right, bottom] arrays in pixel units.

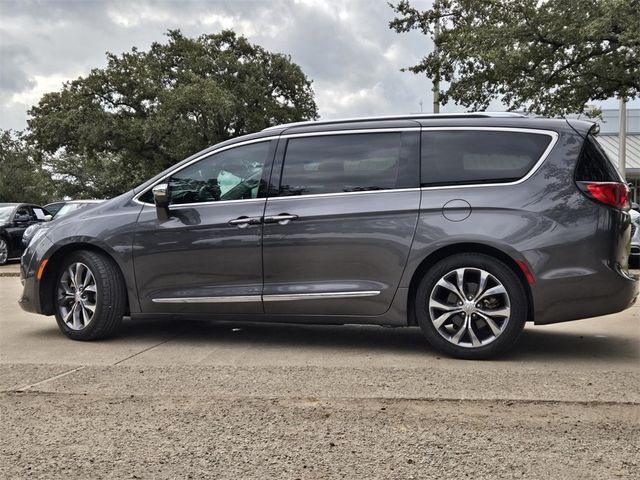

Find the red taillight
[[578, 182, 629, 210]]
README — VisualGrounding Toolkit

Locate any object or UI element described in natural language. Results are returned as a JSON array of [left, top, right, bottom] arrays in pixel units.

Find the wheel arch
[[406, 243, 534, 326], [39, 242, 131, 316]]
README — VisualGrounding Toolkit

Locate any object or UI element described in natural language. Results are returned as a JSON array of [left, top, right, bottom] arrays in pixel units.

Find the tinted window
[[167, 141, 271, 205], [279, 132, 418, 196], [14, 206, 33, 221], [0, 206, 13, 223], [575, 134, 623, 182], [421, 130, 552, 186]]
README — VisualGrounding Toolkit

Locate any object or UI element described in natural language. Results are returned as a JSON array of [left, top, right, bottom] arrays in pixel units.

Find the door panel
[[262, 191, 420, 315], [134, 201, 265, 314], [132, 139, 275, 314], [262, 130, 421, 316]]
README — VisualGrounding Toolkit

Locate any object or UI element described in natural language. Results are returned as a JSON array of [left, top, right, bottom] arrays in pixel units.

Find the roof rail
[[262, 112, 527, 131]]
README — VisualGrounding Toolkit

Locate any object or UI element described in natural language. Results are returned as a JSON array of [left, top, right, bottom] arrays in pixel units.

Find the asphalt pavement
[[0, 268, 638, 479]]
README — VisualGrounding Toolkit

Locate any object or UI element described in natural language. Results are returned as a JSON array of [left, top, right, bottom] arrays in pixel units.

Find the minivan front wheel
[[415, 253, 527, 359], [54, 250, 126, 340]]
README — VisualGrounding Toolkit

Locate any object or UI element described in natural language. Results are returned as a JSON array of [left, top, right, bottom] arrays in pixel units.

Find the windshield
[[54, 202, 95, 218], [0, 206, 14, 223]]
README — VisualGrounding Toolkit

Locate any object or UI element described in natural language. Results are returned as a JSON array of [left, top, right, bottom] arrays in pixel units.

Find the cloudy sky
[[0, 0, 636, 132]]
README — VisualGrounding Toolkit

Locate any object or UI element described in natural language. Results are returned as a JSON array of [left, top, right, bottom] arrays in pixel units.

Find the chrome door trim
[[263, 291, 381, 302], [152, 295, 262, 304], [151, 291, 381, 304]]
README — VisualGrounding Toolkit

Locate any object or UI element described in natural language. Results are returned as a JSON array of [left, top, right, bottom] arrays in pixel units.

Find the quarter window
[[167, 141, 271, 205], [421, 130, 552, 186], [575, 134, 623, 182], [279, 132, 418, 196]]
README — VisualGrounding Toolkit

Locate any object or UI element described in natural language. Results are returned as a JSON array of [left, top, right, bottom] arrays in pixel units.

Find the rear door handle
[[228, 216, 262, 228], [264, 213, 299, 225]]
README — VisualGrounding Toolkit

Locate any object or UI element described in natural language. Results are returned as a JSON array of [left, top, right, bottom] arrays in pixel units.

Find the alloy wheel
[[0, 239, 7, 264], [57, 262, 98, 330], [428, 267, 511, 348]]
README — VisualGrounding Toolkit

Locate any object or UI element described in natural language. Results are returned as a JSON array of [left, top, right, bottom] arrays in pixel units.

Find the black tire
[[415, 253, 528, 360], [53, 250, 126, 340]]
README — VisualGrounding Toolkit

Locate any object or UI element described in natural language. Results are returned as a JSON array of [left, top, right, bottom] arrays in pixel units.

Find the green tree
[[27, 29, 318, 196], [389, 0, 640, 116], [0, 130, 56, 204]]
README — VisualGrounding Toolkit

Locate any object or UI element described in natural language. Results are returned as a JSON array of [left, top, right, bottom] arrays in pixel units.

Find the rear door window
[[421, 130, 553, 186], [279, 132, 419, 196]]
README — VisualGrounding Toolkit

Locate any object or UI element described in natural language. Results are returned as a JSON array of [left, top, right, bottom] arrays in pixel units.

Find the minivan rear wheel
[[54, 250, 126, 340], [415, 253, 527, 359]]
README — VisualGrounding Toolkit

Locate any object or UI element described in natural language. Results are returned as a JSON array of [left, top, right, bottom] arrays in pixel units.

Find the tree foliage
[[27, 29, 318, 195], [389, 0, 640, 116], [0, 130, 57, 204]]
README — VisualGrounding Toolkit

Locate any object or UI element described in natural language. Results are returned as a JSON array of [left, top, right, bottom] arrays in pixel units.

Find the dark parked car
[[19, 113, 638, 359], [22, 200, 104, 248], [0, 203, 51, 265]]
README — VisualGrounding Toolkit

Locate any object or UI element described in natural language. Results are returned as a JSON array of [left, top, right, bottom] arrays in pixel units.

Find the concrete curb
[[0, 272, 20, 277]]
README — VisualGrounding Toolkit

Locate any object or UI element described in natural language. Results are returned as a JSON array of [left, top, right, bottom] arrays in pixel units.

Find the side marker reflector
[[516, 260, 535, 285], [36, 259, 48, 280]]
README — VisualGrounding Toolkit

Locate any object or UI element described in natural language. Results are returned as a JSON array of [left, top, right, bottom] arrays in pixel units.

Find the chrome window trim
[[266, 188, 421, 202], [420, 127, 559, 190], [141, 197, 266, 210], [133, 128, 420, 206], [151, 290, 381, 304], [134, 126, 559, 206], [274, 128, 420, 199]]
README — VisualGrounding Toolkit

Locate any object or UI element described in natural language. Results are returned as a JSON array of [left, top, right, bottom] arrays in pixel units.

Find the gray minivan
[[19, 113, 638, 359]]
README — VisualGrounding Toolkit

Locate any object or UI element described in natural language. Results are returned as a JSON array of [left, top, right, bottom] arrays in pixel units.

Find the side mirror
[[43, 215, 53, 222], [153, 183, 170, 220]]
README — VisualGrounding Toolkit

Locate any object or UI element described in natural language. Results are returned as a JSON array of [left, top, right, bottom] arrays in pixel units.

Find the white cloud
[[10, 74, 75, 106], [0, 0, 440, 130]]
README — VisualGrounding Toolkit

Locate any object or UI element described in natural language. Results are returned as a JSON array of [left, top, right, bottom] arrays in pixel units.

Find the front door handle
[[228, 216, 262, 228], [264, 213, 299, 225]]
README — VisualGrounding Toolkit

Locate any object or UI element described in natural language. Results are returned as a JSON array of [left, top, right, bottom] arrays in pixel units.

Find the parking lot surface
[[1, 268, 638, 479]]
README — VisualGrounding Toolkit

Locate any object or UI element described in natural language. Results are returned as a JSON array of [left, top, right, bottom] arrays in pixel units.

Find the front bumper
[[18, 235, 53, 315]]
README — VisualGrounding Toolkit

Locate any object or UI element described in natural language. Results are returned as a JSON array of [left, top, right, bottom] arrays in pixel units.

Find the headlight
[[26, 226, 49, 246], [23, 224, 40, 239]]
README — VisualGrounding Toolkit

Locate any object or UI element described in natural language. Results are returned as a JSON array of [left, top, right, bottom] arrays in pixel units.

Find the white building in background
[[592, 109, 640, 201]]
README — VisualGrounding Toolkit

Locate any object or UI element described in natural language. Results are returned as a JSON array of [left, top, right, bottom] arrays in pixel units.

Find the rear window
[[575, 134, 623, 182], [421, 130, 553, 186]]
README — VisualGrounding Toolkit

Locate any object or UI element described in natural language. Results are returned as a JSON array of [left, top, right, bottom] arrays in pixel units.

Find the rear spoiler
[[565, 118, 598, 138]]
